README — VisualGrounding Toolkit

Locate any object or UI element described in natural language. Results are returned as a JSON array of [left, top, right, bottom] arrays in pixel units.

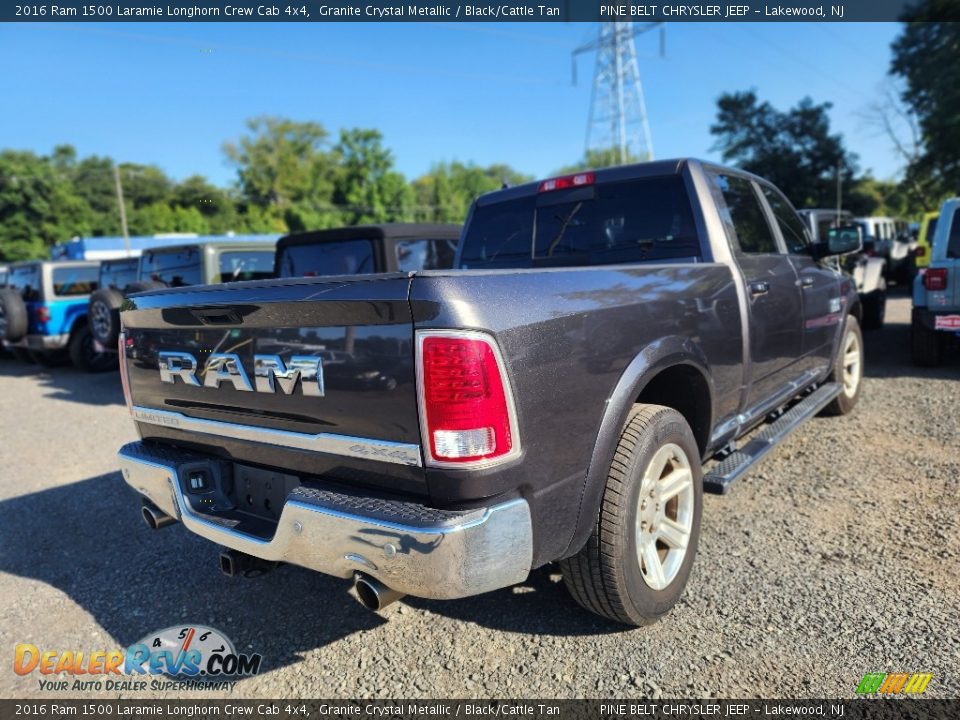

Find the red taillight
[[924, 268, 948, 291], [118, 332, 133, 414], [417, 331, 518, 466], [538, 172, 595, 193], [35, 306, 50, 323]]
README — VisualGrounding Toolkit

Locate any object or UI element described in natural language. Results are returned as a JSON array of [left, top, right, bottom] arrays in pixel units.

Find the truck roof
[[277, 223, 462, 251], [475, 158, 695, 207], [142, 239, 277, 255]]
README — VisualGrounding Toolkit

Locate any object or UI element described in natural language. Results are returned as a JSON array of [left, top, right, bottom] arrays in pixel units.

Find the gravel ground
[[0, 292, 957, 700]]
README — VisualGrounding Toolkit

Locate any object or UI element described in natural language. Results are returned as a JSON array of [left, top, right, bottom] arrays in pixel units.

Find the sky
[[0, 21, 906, 187]]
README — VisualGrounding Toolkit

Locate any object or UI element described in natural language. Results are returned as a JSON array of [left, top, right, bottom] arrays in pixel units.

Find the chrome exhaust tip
[[141, 504, 176, 530], [354, 573, 405, 611]]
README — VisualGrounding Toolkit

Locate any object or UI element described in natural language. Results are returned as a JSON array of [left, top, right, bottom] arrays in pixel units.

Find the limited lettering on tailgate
[[134, 408, 183, 428]]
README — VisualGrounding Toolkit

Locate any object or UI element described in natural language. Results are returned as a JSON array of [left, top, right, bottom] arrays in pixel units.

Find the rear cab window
[[217, 250, 275, 283], [459, 175, 701, 269], [140, 246, 203, 287], [52, 266, 98, 297], [9, 265, 42, 302], [277, 240, 375, 278]]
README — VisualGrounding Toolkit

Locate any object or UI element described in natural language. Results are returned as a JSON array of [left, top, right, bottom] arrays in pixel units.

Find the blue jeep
[[912, 197, 960, 366], [0, 261, 116, 372]]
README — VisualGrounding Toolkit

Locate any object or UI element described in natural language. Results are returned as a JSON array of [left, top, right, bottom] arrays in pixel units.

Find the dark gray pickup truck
[[116, 159, 864, 626]]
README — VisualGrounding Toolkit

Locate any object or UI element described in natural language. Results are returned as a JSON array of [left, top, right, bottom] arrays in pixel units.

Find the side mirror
[[816, 224, 863, 258]]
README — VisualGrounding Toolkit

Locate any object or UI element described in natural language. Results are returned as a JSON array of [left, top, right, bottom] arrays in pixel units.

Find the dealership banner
[[2, 0, 954, 23], [0, 700, 957, 719]]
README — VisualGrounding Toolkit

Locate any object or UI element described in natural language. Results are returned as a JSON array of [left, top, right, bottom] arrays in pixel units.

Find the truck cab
[[0, 260, 116, 371], [275, 224, 461, 278], [911, 197, 960, 366]]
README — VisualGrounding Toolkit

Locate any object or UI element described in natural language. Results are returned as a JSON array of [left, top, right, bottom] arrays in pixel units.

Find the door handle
[[749, 281, 770, 296], [798, 276, 815, 289]]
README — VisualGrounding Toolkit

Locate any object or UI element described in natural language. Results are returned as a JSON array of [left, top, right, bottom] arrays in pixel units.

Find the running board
[[702, 383, 842, 495]]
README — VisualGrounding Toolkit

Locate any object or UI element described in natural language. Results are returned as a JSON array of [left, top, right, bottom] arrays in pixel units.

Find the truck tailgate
[[120, 274, 426, 494]]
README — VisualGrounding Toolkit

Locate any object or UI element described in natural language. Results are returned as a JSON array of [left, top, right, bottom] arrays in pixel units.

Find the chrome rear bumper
[[117, 441, 533, 600]]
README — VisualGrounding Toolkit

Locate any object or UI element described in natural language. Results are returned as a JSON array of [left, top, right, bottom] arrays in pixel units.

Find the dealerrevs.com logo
[[14, 625, 263, 692]]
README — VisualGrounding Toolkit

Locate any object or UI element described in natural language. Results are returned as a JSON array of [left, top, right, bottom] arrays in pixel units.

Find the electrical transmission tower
[[573, 23, 663, 165]]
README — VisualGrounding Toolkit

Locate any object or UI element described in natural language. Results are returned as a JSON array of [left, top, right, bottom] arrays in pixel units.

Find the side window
[[947, 214, 960, 260], [53, 266, 98, 296], [708, 173, 779, 254], [759, 185, 810, 254], [395, 239, 458, 272]]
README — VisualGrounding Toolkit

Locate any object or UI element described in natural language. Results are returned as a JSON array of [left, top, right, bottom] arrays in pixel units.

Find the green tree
[[710, 91, 859, 209], [118, 164, 172, 209], [0, 150, 93, 261], [411, 161, 530, 223], [172, 175, 240, 233], [223, 116, 335, 213], [330, 128, 412, 226], [890, 7, 960, 202], [70, 155, 121, 235]]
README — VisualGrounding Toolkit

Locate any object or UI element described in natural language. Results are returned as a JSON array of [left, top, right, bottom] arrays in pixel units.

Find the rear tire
[[68, 325, 118, 373], [560, 404, 703, 626], [823, 315, 863, 416], [88, 288, 125, 346], [912, 317, 943, 367]]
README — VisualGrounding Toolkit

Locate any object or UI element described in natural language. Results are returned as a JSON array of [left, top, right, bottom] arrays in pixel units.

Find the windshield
[[277, 239, 375, 278], [99, 259, 139, 290], [217, 250, 275, 283], [460, 175, 701, 269], [140, 246, 202, 287], [9, 266, 42, 301]]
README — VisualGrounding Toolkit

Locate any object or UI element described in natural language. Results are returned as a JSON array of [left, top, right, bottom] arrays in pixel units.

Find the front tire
[[560, 404, 703, 626], [822, 315, 864, 416]]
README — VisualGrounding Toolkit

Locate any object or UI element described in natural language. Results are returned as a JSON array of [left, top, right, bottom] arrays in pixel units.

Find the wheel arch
[[559, 337, 715, 560]]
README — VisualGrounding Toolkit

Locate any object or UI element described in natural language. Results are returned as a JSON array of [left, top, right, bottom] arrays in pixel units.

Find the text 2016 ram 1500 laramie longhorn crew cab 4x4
[[116, 159, 864, 626]]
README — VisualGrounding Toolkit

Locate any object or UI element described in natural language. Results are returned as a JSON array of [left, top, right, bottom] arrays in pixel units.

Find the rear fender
[[559, 335, 714, 559]]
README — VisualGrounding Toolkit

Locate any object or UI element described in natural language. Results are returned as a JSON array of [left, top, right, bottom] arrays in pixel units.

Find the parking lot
[[0, 292, 957, 700]]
